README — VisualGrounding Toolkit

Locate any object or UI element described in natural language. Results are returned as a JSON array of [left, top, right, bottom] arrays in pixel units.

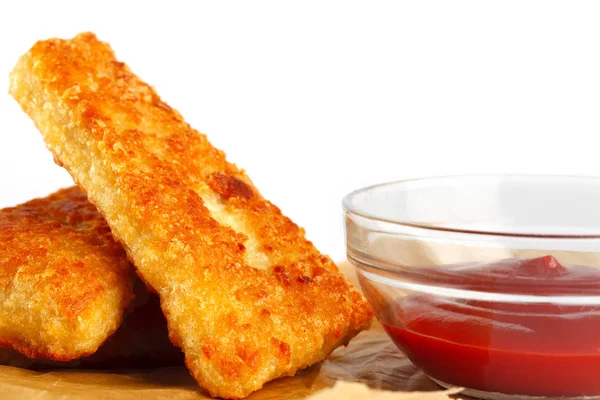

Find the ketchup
[[382, 256, 600, 397]]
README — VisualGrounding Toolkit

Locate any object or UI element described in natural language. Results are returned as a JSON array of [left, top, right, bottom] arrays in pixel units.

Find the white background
[[0, 1, 599, 261]]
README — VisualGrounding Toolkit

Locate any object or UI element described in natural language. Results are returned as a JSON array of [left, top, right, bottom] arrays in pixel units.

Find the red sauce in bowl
[[383, 256, 600, 397]]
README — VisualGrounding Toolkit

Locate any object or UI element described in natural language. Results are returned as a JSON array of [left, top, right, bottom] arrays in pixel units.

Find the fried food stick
[[0, 187, 134, 360], [10, 33, 373, 398], [0, 187, 182, 367]]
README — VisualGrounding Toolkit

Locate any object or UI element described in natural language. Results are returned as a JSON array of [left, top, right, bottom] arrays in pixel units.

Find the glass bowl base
[[431, 377, 600, 400]]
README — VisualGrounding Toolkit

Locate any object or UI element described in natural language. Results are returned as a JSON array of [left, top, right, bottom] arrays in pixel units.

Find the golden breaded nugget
[[0, 187, 134, 360], [10, 33, 373, 398], [0, 187, 181, 367]]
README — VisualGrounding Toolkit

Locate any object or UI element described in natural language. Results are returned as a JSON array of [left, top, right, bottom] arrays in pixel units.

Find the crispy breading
[[10, 33, 373, 398], [0, 295, 183, 369], [0, 187, 134, 360], [0, 187, 182, 367]]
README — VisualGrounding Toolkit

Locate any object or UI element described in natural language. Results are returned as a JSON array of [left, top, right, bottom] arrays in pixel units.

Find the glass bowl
[[343, 175, 600, 400]]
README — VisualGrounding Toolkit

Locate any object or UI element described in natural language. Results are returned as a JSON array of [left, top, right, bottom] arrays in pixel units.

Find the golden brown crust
[[0, 187, 181, 367], [10, 33, 373, 398], [0, 187, 134, 360]]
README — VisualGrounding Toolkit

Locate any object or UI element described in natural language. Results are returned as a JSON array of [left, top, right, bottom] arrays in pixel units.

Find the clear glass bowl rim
[[342, 174, 600, 240]]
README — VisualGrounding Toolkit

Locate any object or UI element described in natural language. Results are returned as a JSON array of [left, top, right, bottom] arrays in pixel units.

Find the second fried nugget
[[0, 187, 180, 367], [0, 187, 134, 360]]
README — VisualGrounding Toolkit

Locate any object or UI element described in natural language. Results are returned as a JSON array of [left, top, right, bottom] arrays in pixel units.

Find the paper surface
[[305, 382, 462, 400], [0, 262, 455, 399]]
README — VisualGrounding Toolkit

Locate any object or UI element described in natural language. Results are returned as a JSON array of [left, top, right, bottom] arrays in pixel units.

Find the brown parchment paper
[[0, 262, 454, 400]]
